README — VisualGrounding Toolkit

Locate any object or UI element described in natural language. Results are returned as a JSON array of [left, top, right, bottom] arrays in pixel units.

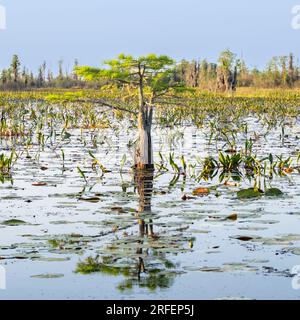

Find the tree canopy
[[75, 53, 178, 97]]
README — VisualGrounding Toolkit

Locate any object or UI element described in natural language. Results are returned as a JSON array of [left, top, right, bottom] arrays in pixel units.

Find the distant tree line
[[173, 50, 300, 91], [0, 55, 96, 90], [1, 50, 300, 91]]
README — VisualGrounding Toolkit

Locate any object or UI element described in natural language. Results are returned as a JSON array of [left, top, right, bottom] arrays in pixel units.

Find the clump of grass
[[218, 152, 242, 172], [0, 153, 14, 175]]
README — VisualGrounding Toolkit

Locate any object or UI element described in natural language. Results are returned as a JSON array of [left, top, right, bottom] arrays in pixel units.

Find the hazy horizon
[[1, 0, 300, 73]]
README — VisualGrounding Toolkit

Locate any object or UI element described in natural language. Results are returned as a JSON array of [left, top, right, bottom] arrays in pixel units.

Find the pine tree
[[10, 54, 21, 83]]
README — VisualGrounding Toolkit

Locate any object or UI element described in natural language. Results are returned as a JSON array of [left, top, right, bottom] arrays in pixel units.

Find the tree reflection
[[76, 168, 189, 292]]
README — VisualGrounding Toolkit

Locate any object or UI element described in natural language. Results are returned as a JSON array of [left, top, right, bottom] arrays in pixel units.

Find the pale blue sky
[[0, 0, 299, 72]]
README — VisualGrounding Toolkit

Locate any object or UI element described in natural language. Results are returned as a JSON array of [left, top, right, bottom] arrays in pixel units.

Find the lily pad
[[32, 182, 48, 186], [232, 235, 255, 242], [78, 196, 101, 203], [265, 188, 283, 197], [36, 257, 71, 262], [237, 188, 262, 199], [192, 187, 210, 196], [184, 266, 223, 272], [222, 263, 258, 272], [226, 213, 238, 221], [1, 219, 28, 226]]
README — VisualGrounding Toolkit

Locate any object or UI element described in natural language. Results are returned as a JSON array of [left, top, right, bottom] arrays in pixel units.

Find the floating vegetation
[[78, 196, 101, 203], [237, 188, 263, 199], [1, 219, 28, 226], [265, 188, 284, 197], [192, 187, 210, 196], [184, 263, 258, 273], [1, 88, 300, 298]]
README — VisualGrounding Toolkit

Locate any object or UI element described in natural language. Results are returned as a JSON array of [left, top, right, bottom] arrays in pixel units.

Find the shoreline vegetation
[[1, 52, 300, 175], [1, 50, 300, 91]]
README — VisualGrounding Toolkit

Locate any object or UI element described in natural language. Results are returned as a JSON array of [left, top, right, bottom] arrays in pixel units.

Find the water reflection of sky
[[1, 116, 300, 299]]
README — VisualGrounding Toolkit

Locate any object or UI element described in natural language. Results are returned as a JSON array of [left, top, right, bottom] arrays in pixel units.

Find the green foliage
[[75, 67, 103, 81], [77, 166, 87, 184], [265, 188, 283, 197], [11, 54, 21, 82], [0, 152, 14, 175], [237, 188, 263, 199], [218, 152, 242, 172], [75, 53, 178, 95], [89, 150, 108, 173], [218, 50, 237, 71], [76, 257, 130, 276], [1, 219, 27, 226], [2, 51, 300, 91]]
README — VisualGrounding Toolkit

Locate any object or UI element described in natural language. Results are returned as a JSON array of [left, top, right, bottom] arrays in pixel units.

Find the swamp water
[[1, 113, 300, 299]]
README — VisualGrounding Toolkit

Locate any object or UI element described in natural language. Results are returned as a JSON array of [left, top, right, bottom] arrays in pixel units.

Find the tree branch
[[75, 99, 138, 115]]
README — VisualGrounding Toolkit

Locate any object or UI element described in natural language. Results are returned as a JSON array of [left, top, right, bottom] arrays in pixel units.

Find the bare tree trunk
[[135, 113, 153, 170], [135, 74, 154, 170], [216, 67, 237, 93]]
